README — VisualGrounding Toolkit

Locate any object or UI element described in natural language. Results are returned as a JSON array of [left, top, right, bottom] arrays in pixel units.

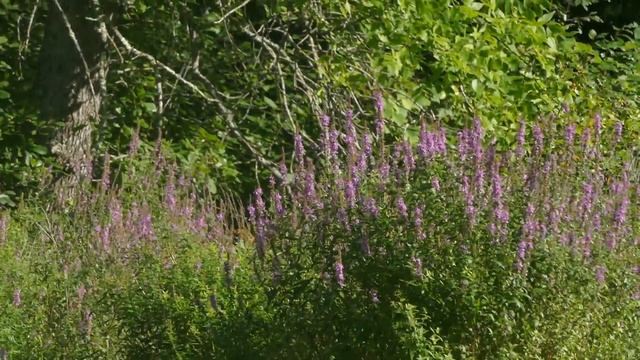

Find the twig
[[112, 27, 282, 179], [214, 0, 250, 24], [24, 2, 39, 50], [113, 27, 215, 103], [242, 25, 321, 150]]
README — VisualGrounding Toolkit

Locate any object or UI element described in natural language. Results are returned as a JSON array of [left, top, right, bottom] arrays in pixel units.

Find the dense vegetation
[[1, 106, 639, 358], [1, 0, 639, 198], [0, 0, 639, 358]]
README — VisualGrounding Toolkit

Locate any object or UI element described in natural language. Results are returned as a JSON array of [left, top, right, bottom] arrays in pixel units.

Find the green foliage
[[0, 0, 639, 203]]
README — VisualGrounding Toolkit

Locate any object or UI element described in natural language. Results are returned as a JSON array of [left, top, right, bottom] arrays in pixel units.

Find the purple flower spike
[[533, 124, 544, 155], [363, 197, 380, 218], [139, 211, 155, 240], [403, 140, 415, 174], [431, 177, 441, 192], [77, 284, 87, 303], [565, 124, 576, 145], [304, 171, 317, 201], [100, 225, 110, 251], [294, 132, 305, 165], [321, 114, 331, 128], [614, 121, 623, 143], [396, 196, 408, 219], [595, 265, 606, 284], [362, 133, 373, 159], [414, 205, 425, 240], [13, 289, 21, 307], [109, 198, 122, 226], [412, 256, 423, 277], [345, 179, 357, 208], [278, 160, 288, 183], [247, 204, 256, 222], [594, 113, 602, 137], [274, 192, 284, 216], [515, 240, 530, 272]]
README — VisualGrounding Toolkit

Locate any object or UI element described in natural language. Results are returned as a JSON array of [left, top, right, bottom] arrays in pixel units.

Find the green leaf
[[537, 12, 555, 24], [471, 79, 479, 92], [263, 96, 278, 110], [142, 102, 157, 113], [546, 37, 557, 51], [0, 89, 9, 99], [30, 144, 48, 155], [0, 194, 15, 206], [634, 27, 640, 41], [468, 2, 484, 11]]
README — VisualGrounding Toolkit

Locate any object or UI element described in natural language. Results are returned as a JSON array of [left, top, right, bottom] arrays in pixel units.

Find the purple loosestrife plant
[[565, 124, 576, 145], [12, 289, 21, 307], [344, 179, 357, 209], [77, 284, 87, 303], [594, 113, 602, 138], [274, 192, 285, 217], [431, 177, 441, 192], [278, 159, 288, 185], [139, 210, 155, 241], [403, 140, 416, 175], [418, 122, 431, 159], [238, 101, 640, 353], [595, 265, 606, 284], [345, 110, 357, 160], [614, 121, 623, 143], [363, 197, 380, 218], [321, 114, 331, 129], [109, 198, 123, 227], [412, 256, 423, 277], [414, 205, 425, 240], [294, 131, 305, 166], [533, 124, 544, 155], [396, 196, 408, 220], [253, 187, 268, 259]]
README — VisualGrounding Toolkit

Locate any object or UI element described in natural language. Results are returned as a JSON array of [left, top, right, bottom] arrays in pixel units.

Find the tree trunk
[[39, 0, 107, 182]]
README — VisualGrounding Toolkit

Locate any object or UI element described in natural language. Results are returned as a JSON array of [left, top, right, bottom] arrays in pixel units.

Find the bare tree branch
[[214, 0, 251, 25], [111, 26, 282, 179]]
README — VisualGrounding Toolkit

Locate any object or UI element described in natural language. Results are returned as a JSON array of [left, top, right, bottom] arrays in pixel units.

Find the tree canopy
[[0, 0, 638, 202]]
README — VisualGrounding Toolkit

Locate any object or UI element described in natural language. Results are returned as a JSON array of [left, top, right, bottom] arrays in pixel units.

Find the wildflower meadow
[[1, 1, 639, 358], [1, 98, 639, 358]]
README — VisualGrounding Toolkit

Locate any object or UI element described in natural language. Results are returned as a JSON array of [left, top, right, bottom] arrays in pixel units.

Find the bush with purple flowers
[[0, 101, 639, 358]]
